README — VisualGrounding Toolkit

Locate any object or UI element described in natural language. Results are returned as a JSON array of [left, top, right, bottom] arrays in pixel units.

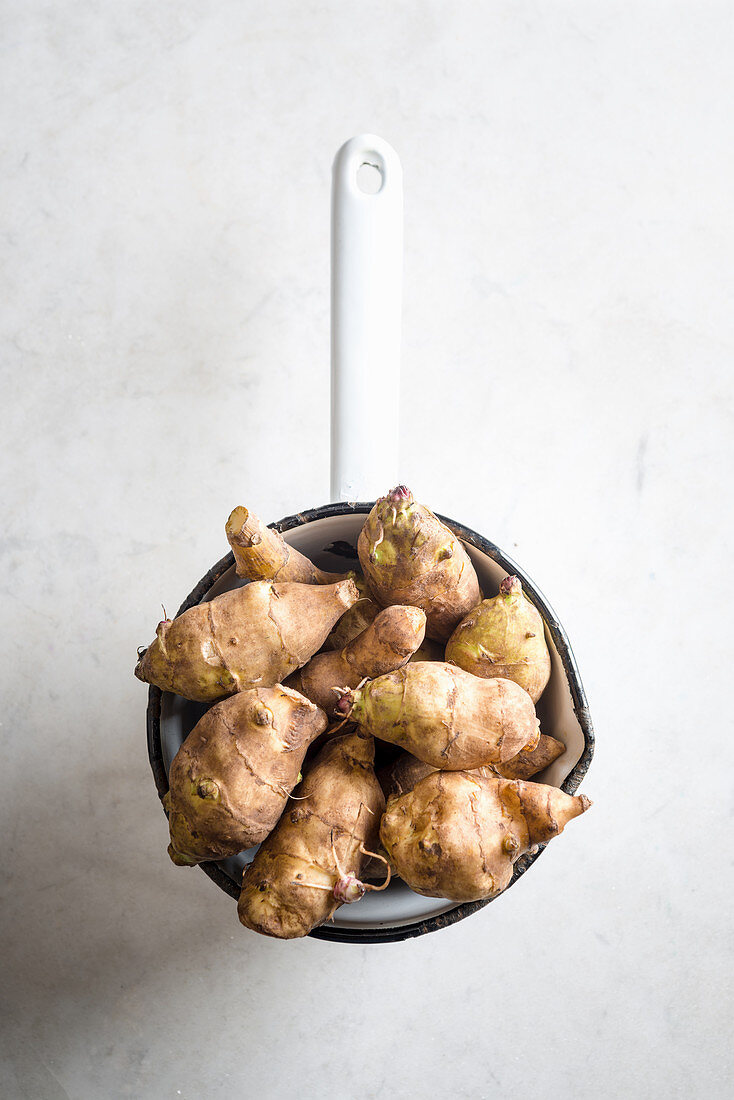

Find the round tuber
[[446, 575, 551, 702], [357, 486, 481, 641], [380, 771, 591, 902], [164, 685, 327, 865]]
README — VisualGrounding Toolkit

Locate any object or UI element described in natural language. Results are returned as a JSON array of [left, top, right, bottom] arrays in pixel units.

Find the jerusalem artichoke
[[226, 506, 349, 584], [357, 486, 481, 641], [339, 661, 540, 769], [135, 578, 358, 702], [446, 575, 551, 702], [164, 686, 327, 865], [493, 734, 564, 780], [380, 771, 591, 902], [237, 730, 385, 939], [287, 605, 426, 715]]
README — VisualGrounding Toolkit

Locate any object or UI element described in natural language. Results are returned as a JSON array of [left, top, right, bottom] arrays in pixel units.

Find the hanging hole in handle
[[356, 161, 383, 195]]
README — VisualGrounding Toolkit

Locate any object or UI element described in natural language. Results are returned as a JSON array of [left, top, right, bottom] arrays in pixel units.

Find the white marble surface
[[2, 3, 732, 1098]]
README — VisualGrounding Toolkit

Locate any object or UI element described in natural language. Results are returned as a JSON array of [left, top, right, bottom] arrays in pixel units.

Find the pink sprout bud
[[385, 485, 412, 503], [335, 692, 353, 716], [333, 874, 367, 903], [499, 575, 522, 597]]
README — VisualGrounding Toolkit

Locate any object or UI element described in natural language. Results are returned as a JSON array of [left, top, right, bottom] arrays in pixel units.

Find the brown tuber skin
[[446, 575, 551, 703], [164, 685, 327, 865], [377, 752, 437, 801], [492, 734, 565, 780], [357, 486, 481, 642], [226, 506, 349, 584], [237, 730, 385, 939], [287, 605, 427, 715], [135, 578, 359, 702], [408, 637, 445, 663], [341, 661, 540, 769], [380, 771, 591, 902], [379, 740, 563, 800]]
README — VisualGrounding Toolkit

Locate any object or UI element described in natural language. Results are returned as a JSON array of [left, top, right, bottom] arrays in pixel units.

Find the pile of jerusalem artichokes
[[136, 486, 591, 939]]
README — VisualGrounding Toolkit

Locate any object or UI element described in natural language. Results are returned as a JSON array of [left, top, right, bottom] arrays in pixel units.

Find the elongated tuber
[[287, 605, 426, 715], [380, 771, 591, 902], [135, 578, 358, 702], [226, 506, 349, 584], [379, 739, 561, 798], [357, 486, 481, 641], [237, 730, 385, 939], [339, 661, 540, 769], [164, 686, 327, 865], [446, 575, 551, 702], [493, 733, 564, 780]]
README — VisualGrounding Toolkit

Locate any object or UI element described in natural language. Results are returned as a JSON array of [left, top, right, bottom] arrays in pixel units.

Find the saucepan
[[145, 135, 594, 943]]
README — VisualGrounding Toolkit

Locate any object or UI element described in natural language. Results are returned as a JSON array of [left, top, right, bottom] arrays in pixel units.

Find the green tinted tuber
[[357, 486, 481, 641], [339, 661, 540, 768], [446, 575, 551, 702]]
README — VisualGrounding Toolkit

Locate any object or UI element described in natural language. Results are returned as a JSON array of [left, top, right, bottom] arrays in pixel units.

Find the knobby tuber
[[135, 578, 358, 702], [380, 771, 591, 902], [357, 486, 480, 641], [446, 575, 551, 702], [237, 730, 385, 939], [287, 605, 426, 715], [339, 662, 540, 769], [226, 506, 349, 584], [164, 686, 327, 865]]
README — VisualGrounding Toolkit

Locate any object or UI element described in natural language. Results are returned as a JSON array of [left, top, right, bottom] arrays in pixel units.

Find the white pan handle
[[330, 134, 403, 502]]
